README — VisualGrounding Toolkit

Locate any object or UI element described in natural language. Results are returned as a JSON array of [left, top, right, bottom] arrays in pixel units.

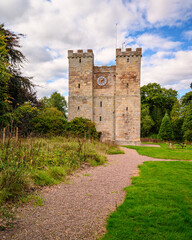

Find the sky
[[0, 0, 192, 99]]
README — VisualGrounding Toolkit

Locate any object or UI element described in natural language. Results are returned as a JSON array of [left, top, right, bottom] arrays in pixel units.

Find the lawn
[[124, 143, 192, 160], [101, 161, 192, 240]]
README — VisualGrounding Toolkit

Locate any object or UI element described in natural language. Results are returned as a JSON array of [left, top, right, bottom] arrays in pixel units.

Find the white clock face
[[97, 76, 107, 86]]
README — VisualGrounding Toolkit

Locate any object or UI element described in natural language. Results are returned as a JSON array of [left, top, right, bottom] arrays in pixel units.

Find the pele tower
[[68, 48, 142, 145]]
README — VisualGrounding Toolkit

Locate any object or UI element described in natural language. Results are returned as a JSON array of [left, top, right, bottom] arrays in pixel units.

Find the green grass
[[101, 161, 192, 240], [124, 143, 192, 160], [107, 145, 125, 154], [0, 136, 122, 229]]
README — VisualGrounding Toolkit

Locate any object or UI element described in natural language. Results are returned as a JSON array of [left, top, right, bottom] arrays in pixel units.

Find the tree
[[182, 102, 192, 142], [170, 100, 184, 141], [0, 33, 12, 126], [41, 92, 67, 119], [0, 24, 37, 110], [31, 107, 68, 135], [13, 102, 39, 136], [141, 83, 177, 134], [141, 105, 154, 137], [181, 91, 192, 107], [158, 113, 174, 141], [69, 117, 98, 139]]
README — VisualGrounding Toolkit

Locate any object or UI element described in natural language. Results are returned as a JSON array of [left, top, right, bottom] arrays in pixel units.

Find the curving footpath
[[1, 147, 178, 240]]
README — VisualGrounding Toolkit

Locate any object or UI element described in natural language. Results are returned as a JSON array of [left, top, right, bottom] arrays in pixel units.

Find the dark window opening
[[79, 58, 81, 63], [100, 116, 102, 121], [126, 107, 128, 111], [127, 58, 129, 62], [127, 83, 129, 88], [100, 101, 102, 107], [78, 83, 80, 88], [78, 106, 80, 110]]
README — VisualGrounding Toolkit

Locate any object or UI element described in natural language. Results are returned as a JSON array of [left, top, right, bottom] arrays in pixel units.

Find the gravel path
[[1, 147, 177, 240]]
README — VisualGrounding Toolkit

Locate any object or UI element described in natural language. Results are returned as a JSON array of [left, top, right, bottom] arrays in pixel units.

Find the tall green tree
[[41, 92, 67, 119], [141, 83, 177, 134], [0, 24, 37, 110], [141, 105, 154, 137], [182, 102, 192, 142], [170, 100, 184, 141], [158, 112, 174, 141], [0, 34, 12, 125]]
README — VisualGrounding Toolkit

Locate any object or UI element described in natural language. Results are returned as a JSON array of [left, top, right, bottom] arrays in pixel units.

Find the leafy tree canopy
[[158, 112, 174, 141], [141, 83, 177, 134], [182, 102, 192, 142], [32, 107, 67, 136], [41, 92, 67, 119], [141, 105, 154, 137], [0, 24, 37, 110]]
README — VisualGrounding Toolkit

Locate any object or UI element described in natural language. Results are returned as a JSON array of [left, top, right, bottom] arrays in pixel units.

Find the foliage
[[141, 83, 177, 133], [41, 92, 67, 119], [158, 113, 174, 141], [181, 91, 192, 107], [125, 143, 192, 160], [107, 145, 125, 154], [12, 102, 39, 136], [31, 107, 68, 135], [0, 24, 38, 129], [69, 117, 99, 139], [101, 161, 192, 240], [141, 105, 154, 137], [170, 100, 184, 141], [182, 102, 192, 142], [0, 137, 120, 202], [0, 34, 12, 127]]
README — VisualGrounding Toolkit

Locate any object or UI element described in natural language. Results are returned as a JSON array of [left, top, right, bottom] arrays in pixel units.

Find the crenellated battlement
[[116, 48, 142, 57], [68, 49, 94, 58]]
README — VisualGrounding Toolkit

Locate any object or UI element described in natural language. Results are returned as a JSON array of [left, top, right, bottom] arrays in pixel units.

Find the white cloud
[[145, 0, 192, 25], [142, 51, 192, 91], [0, 0, 191, 97], [136, 33, 181, 51]]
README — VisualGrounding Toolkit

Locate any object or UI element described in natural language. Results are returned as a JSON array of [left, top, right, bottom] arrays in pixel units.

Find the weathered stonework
[[68, 48, 142, 145]]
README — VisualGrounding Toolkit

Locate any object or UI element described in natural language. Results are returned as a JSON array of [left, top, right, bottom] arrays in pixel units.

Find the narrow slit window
[[100, 116, 102, 121], [126, 107, 128, 111], [78, 83, 80, 88], [100, 101, 102, 107], [78, 106, 80, 110], [127, 58, 129, 62], [127, 83, 129, 88], [79, 58, 81, 63]]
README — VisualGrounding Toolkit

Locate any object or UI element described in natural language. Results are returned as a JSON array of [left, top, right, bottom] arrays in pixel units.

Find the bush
[[158, 113, 174, 141], [32, 107, 68, 136], [69, 117, 99, 139], [12, 102, 39, 137]]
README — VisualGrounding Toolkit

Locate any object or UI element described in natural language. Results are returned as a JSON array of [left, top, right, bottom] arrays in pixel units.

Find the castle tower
[[68, 48, 142, 145], [68, 49, 94, 121], [115, 48, 142, 145]]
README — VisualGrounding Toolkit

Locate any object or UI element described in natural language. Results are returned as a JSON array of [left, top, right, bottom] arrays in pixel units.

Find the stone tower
[[68, 48, 142, 145]]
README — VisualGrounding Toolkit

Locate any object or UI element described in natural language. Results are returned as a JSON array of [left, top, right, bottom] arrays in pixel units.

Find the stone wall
[[115, 48, 141, 144], [68, 49, 94, 121], [68, 48, 142, 145], [93, 66, 116, 141]]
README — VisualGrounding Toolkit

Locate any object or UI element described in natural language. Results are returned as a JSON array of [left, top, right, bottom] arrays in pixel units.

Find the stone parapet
[[116, 48, 142, 57], [68, 49, 94, 58]]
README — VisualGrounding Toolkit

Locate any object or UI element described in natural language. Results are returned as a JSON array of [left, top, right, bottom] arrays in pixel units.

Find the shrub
[[32, 107, 68, 135], [69, 117, 99, 139], [12, 102, 39, 137]]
